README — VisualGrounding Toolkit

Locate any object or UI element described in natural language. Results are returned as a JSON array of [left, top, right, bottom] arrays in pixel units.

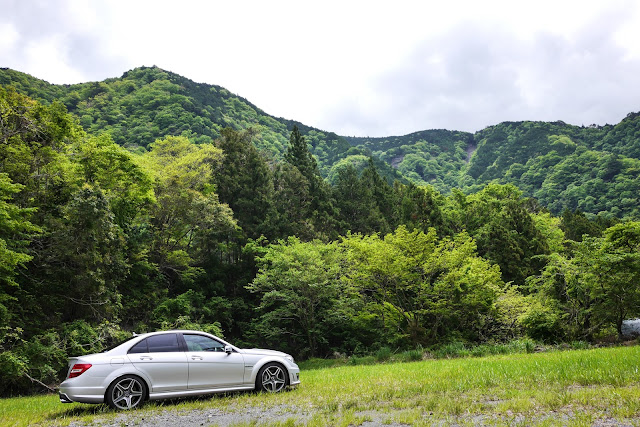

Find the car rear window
[[128, 333, 182, 353], [147, 333, 181, 352], [128, 339, 149, 354]]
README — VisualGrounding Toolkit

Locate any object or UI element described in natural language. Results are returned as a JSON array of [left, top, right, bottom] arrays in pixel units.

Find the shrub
[[570, 341, 590, 350], [433, 341, 469, 358], [398, 348, 424, 362], [508, 338, 537, 353], [375, 346, 393, 361]]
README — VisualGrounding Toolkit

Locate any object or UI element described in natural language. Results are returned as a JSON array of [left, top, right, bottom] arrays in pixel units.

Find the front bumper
[[289, 369, 301, 387]]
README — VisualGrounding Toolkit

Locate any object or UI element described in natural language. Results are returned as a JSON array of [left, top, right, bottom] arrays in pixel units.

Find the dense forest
[[1, 68, 640, 396]]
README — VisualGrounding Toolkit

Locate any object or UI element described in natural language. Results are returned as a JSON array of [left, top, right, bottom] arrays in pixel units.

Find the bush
[[433, 341, 469, 358], [0, 351, 28, 395], [348, 355, 375, 366], [375, 346, 393, 361], [397, 348, 424, 362], [570, 341, 590, 350], [508, 338, 537, 353]]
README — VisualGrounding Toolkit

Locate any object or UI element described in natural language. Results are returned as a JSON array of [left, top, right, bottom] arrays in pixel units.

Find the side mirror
[[224, 345, 233, 354]]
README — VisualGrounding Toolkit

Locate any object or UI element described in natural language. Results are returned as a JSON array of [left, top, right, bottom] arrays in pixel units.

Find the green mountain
[[0, 66, 402, 183], [353, 118, 640, 218], [345, 129, 474, 193], [2, 66, 639, 218]]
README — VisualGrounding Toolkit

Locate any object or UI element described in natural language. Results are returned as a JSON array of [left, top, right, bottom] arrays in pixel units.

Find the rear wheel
[[257, 362, 288, 393], [106, 375, 146, 410]]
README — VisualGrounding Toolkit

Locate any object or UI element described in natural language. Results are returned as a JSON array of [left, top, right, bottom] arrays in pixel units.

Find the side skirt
[[148, 385, 255, 401]]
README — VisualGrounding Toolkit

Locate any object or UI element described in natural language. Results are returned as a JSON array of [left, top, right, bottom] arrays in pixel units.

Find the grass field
[[2, 345, 640, 426]]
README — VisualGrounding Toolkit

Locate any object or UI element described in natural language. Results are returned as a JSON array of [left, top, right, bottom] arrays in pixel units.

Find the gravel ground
[[70, 405, 640, 427], [70, 404, 311, 427]]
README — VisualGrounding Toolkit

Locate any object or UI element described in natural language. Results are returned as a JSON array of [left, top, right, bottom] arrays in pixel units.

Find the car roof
[[134, 329, 218, 337]]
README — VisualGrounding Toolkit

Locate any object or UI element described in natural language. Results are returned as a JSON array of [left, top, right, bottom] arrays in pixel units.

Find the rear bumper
[[59, 392, 73, 403], [59, 380, 105, 404]]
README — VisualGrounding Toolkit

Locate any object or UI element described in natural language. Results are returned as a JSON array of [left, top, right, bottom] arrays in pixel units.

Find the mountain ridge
[[2, 66, 639, 218]]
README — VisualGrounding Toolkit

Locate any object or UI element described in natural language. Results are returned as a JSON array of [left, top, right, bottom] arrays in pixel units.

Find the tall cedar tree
[[333, 163, 389, 235], [283, 125, 337, 239], [214, 128, 276, 240]]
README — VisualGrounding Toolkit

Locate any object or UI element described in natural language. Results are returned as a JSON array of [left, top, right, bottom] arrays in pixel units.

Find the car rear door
[[128, 333, 188, 392], [182, 333, 245, 390]]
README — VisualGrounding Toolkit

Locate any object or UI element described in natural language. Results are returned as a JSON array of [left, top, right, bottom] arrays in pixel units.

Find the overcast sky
[[2, 0, 640, 137]]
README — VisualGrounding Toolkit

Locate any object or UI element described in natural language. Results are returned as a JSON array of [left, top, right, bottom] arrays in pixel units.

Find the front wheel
[[257, 362, 288, 393], [106, 375, 146, 410]]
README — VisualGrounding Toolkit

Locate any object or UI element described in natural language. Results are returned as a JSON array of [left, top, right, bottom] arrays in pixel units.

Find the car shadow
[[48, 403, 112, 419], [46, 390, 249, 422]]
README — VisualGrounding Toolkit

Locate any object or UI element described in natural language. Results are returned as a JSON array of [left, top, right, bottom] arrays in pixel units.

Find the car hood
[[239, 348, 289, 357]]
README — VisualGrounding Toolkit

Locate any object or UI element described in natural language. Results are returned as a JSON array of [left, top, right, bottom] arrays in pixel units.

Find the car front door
[[182, 333, 245, 390], [127, 333, 188, 392]]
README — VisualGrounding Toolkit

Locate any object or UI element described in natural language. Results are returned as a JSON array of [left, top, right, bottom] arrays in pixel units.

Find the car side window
[[184, 334, 226, 352], [146, 333, 181, 352], [128, 339, 149, 354]]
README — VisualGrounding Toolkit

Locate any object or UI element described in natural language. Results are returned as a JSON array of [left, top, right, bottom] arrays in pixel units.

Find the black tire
[[256, 362, 288, 393], [106, 375, 147, 410]]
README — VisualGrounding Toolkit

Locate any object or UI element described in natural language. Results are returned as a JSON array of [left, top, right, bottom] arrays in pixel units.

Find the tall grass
[[302, 338, 541, 370], [2, 345, 640, 426]]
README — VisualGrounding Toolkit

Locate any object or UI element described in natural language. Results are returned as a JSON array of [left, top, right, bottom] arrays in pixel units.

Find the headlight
[[285, 355, 295, 364]]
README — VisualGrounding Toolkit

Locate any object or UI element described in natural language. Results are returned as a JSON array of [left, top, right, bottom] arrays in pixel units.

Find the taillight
[[68, 363, 92, 378]]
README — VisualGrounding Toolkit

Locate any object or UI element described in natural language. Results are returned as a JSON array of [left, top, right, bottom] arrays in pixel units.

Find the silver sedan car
[[58, 330, 300, 410]]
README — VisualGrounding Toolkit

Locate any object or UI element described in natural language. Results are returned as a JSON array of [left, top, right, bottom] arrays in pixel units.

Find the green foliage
[[527, 222, 640, 341], [151, 289, 223, 337], [593, 222, 640, 334], [68, 133, 155, 228], [214, 128, 275, 240], [0, 173, 38, 291], [349, 120, 640, 220], [398, 348, 424, 362], [49, 185, 127, 322], [142, 135, 236, 289], [346, 129, 471, 194], [0, 67, 376, 181], [279, 126, 338, 240], [332, 163, 391, 235], [247, 237, 351, 358], [342, 226, 504, 346], [445, 184, 550, 285], [561, 209, 613, 241], [374, 346, 393, 361], [3, 67, 640, 398], [395, 182, 445, 234]]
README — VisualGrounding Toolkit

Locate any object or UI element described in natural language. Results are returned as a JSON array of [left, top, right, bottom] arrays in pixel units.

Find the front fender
[[246, 356, 298, 386]]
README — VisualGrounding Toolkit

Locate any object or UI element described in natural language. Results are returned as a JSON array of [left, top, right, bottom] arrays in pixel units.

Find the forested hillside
[[3, 66, 639, 219], [0, 67, 403, 183], [346, 130, 474, 193], [1, 68, 640, 397], [350, 118, 640, 219]]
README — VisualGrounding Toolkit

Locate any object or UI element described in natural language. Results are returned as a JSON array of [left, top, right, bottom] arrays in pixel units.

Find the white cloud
[[0, 22, 19, 53], [2, 0, 640, 135]]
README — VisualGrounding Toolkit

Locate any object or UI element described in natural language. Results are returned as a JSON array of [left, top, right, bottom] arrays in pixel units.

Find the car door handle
[[191, 356, 203, 360], [139, 356, 153, 360]]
